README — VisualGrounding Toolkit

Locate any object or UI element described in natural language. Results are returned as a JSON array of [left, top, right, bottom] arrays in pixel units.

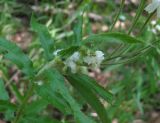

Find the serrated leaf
[[37, 69, 96, 123], [31, 16, 54, 61], [0, 38, 34, 77], [83, 32, 143, 44], [70, 74, 113, 104], [0, 79, 9, 100], [67, 75, 111, 123]]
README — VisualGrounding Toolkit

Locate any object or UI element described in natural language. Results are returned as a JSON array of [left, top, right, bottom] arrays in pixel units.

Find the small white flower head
[[34, 81, 43, 86], [53, 49, 62, 56], [64, 52, 80, 73], [69, 52, 80, 62], [155, 24, 160, 31], [151, 20, 157, 25], [65, 60, 77, 73], [95, 51, 105, 64], [83, 50, 105, 67], [83, 56, 96, 65], [145, 0, 160, 18]]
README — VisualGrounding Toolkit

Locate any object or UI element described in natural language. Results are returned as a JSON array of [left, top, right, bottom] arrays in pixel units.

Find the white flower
[[83, 50, 104, 67], [95, 51, 105, 64], [53, 49, 62, 56], [156, 24, 160, 31], [69, 52, 80, 62], [151, 20, 157, 25], [83, 56, 96, 65], [145, 0, 160, 18], [65, 52, 80, 73], [65, 60, 77, 73]]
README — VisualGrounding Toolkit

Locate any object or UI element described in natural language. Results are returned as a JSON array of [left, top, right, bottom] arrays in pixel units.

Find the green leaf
[[0, 38, 34, 77], [10, 83, 23, 103], [73, 15, 83, 45], [71, 74, 113, 104], [0, 79, 9, 100], [20, 115, 62, 123], [24, 99, 48, 115], [31, 16, 54, 61], [37, 69, 96, 123], [0, 100, 16, 112], [36, 83, 71, 115], [67, 75, 110, 123], [83, 32, 143, 44], [59, 46, 80, 58]]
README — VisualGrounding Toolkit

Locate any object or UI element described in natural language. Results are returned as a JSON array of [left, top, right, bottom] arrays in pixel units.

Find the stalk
[[110, 0, 125, 31]]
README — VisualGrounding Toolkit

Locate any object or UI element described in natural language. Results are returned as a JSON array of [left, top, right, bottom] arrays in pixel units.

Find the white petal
[[156, 25, 160, 31], [151, 20, 157, 25], [83, 56, 95, 65], [145, 1, 160, 13], [70, 52, 80, 62], [65, 60, 77, 73], [95, 51, 104, 58], [95, 51, 104, 64], [53, 49, 62, 56]]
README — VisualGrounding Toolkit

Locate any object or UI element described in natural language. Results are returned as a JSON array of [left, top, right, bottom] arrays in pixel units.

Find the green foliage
[[31, 16, 54, 61], [0, 38, 34, 77], [0, 0, 159, 123], [83, 32, 143, 44], [0, 79, 9, 100]]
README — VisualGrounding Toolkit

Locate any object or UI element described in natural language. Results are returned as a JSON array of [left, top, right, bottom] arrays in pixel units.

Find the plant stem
[[128, 0, 146, 34], [110, 0, 125, 31], [139, 11, 155, 35], [12, 82, 35, 123]]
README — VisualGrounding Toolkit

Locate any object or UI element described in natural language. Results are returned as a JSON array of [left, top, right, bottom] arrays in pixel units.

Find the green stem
[[12, 82, 35, 123], [102, 40, 160, 65], [102, 46, 151, 66], [139, 11, 155, 35], [110, 0, 125, 31], [128, 0, 146, 34]]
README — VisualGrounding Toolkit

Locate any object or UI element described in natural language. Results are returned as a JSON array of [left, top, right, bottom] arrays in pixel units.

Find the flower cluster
[[145, 0, 160, 18], [64, 50, 105, 73], [150, 20, 160, 34], [65, 52, 80, 73], [83, 51, 104, 67]]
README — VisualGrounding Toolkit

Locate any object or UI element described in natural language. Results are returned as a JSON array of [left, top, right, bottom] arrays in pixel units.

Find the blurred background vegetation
[[0, 0, 160, 123]]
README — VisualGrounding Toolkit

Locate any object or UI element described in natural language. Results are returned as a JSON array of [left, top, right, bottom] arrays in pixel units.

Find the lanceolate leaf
[[83, 32, 143, 44], [67, 75, 111, 123], [37, 69, 96, 123], [31, 16, 54, 61], [70, 74, 113, 104], [0, 38, 34, 77]]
